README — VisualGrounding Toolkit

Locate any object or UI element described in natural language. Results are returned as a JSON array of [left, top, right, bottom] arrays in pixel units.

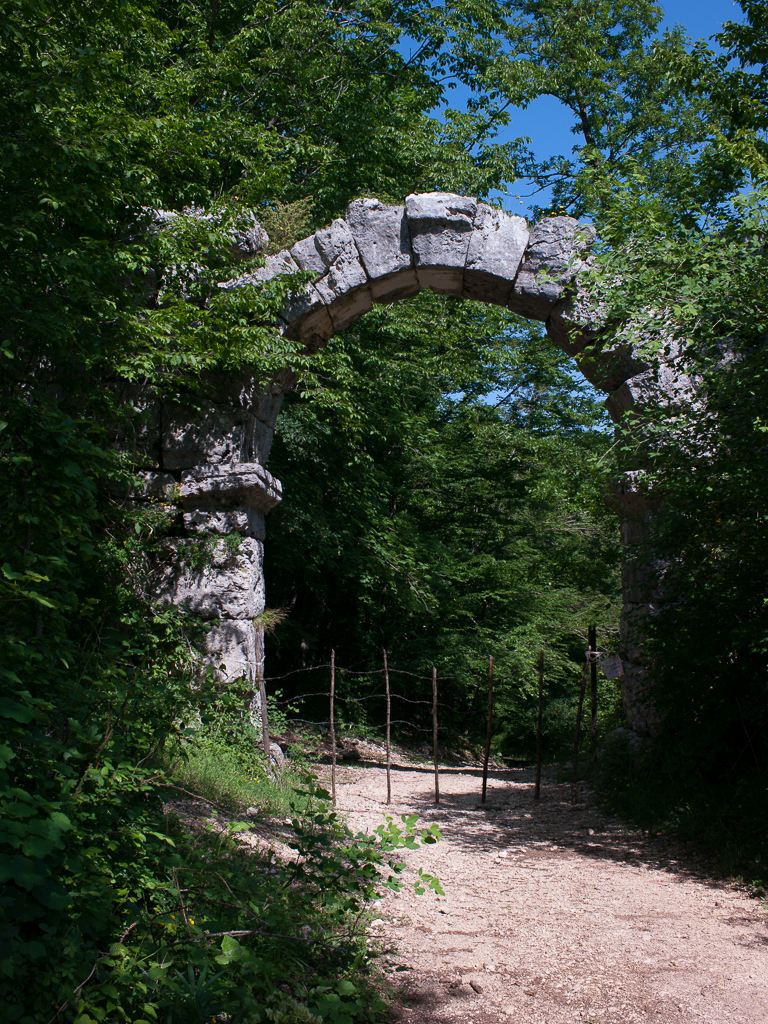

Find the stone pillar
[[130, 371, 289, 683], [610, 471, 662, 735]]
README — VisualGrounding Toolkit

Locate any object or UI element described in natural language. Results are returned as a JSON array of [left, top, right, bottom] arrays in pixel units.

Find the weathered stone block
[[313, 249, 372, 329], [546, 293, 601, 356], [183, 506, 266, 539], [162, 402, 254, 470], [604, 355, 690, 423], [314, 218, 360, 267], [290, 234, 327, 276], [205, 619, 260, 682], [511, 217, 595, 321], [275, 260, 333, 348], [314, 255, 367, 302], [463, 205, 528, 305], [180, 463, 282, 513], [605, 374, 648, 422], [292, 219, 373, 327], [576, 344, 650, 394], [406, 192, 477, 295], [315, 254, 370, 311], [414, 265, 465, 296], [136, 374, 283, 472], [345, 199, 413, 281], [157, 537, 264, 621], [199, 372, 265, 409]]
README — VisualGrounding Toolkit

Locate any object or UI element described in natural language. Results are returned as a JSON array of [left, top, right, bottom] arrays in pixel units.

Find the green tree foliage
[[264, 293, 622, 753], [585, 183, 768, 867], [576, 0, 768, 864], [667, 0, 768, 185], [449, 0, 744, 220], [0, 0, 521, 1017]]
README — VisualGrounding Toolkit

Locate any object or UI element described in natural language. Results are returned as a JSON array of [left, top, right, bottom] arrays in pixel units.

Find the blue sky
[[418, 0, 746, 214]]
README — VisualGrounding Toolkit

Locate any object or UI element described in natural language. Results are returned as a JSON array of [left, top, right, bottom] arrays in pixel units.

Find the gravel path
[[329, 756, 768, 1024]]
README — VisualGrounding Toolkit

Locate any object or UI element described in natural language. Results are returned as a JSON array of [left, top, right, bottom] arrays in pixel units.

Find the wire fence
[[253, 637, 611, 810], [264, 660, 455, 712], [252, 649, 504, 810], [254, 652, 452, 808]]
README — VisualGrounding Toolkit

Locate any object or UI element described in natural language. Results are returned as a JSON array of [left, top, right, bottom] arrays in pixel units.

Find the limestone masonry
[[140, 193, 680, 734]]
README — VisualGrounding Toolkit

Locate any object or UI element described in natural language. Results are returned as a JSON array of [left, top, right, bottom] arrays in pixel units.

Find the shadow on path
[[348, 762, 722, 888]]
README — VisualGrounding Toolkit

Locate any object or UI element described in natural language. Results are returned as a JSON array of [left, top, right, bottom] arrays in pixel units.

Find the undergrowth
[[594, 732, 768, 891], [2, 624, 443, 1024], [166, 703, 313, 817]]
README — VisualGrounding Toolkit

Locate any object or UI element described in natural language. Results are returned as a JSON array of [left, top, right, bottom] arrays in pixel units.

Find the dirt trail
[[329, 756, 768, 1024]]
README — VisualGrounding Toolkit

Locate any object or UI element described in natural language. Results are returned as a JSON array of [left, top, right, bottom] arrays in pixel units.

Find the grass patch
[[168, 731, 313, 817]]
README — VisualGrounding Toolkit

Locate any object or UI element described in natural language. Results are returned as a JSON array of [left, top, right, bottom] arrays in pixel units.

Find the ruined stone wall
[[142, 192, 683, 732]]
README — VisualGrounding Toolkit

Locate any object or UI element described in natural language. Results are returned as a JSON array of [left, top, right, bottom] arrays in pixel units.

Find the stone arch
[[153, 194, 678, 734], [226, 193, 663, 414]]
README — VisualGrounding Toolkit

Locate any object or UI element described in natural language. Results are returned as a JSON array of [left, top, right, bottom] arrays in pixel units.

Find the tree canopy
[[265, 294, 621, 750]]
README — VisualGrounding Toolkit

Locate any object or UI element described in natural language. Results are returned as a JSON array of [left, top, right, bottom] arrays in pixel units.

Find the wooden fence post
[[384, 648, 391, 805], [589, 624, 598, 743], [330, 649, 337, 808], [481, 656, 494, 804], [432, 666, 440, 806], [534, 650, 544, 800], [571, 660, 588, 805]]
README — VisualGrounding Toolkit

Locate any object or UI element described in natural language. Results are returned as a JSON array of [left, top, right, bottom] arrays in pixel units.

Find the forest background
[[1, 0, 767, 1021]]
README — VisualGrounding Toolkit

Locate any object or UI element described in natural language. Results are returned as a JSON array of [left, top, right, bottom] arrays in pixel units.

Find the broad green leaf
[[0, 699, 35, 723]]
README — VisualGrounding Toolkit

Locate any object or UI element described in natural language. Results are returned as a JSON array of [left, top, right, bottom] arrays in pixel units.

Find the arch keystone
[[406, 192, 477, 295]]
